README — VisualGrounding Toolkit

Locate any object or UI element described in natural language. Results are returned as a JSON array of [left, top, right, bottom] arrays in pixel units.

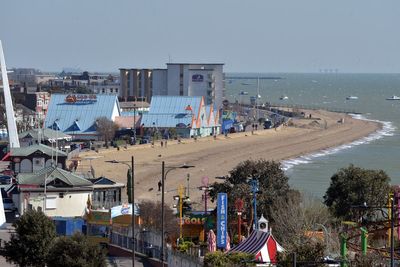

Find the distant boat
[[386, 95, 400, 100], [346, 96, 358, 100], [241, 82, 251, 85], [279, 95, 288, 100], [239, 91, 249, 95]]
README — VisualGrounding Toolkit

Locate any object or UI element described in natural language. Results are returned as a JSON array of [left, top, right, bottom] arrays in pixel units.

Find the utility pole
[[131, 156, 135, 267], [161, 161, 165, 267]]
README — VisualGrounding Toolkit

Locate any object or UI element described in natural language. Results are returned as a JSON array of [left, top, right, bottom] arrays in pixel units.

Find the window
[[115, 88, 118, 93], [102, 88, 105, 93], [46, 197, 57, 209], [110, 88, 113, 93], [113, 190, 117, 202]]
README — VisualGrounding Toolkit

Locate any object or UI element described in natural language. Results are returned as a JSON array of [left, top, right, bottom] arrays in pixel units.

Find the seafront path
[[81, 109, 380, 208]]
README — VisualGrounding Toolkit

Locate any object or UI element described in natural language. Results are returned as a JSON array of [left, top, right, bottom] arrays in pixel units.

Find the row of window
[[99, 88, 119, 93]]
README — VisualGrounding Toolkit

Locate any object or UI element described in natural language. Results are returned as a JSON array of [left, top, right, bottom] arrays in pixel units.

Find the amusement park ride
[[340, 193, 400, 267]]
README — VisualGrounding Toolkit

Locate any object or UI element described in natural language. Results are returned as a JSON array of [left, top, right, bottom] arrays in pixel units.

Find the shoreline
[[81, 109, 382, 207]]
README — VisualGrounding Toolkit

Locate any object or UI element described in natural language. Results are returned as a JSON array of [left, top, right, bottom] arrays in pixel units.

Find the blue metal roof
[[45, 94, 120, 134], [149, 96, 202, 114], [141, 113, 192, 128], [142, 96, 202, 128]]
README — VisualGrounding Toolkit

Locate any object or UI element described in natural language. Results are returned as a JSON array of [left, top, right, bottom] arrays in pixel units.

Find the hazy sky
[[1, 0, 399, 73]]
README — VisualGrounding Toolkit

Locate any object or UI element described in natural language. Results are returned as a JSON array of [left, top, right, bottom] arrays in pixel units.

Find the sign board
[[64, 94, 97, 104], [192, 74, 204, 82], [217, 193, 228, 248]]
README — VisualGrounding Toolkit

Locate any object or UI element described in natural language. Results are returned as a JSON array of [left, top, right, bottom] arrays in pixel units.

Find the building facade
[[119, 63, 225, 108]]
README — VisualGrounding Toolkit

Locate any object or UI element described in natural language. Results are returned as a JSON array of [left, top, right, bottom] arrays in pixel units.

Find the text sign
[[217, 193, 228, 248], [192, 74, 204, 82]]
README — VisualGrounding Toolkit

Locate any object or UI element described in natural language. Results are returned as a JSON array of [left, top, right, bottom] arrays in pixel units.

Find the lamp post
[[235, 198, 244, 243], [133, 103, 137, 144], [173, 185, 185, 240], [200, 176, 211, 242], [105, 156, 135, 266], [249, 178, 259, 230], [43, 173, 51, 215], [161, 161, 194, 266]]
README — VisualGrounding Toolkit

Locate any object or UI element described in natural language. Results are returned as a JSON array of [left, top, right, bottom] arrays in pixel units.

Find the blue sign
[[217, 193, 228, 248], [192, 74, 204, 82]]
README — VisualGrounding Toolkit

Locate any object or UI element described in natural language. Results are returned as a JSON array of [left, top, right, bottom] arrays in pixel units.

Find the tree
[[209, 159, 300, 238], [269, 195, 333, 251], [96, 116, 118, 147], [324, 164, 391, 221], [47, 232, 106, 267], [1, 209, 56, 267], [138, 200, 179, 240], [127, 168, 132, 203]]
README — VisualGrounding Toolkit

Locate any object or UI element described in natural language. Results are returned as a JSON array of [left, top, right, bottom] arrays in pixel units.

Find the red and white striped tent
[[229, 230, 284, 264]]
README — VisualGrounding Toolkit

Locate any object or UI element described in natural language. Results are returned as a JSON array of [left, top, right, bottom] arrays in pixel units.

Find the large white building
[[119, 63, 225, 108]]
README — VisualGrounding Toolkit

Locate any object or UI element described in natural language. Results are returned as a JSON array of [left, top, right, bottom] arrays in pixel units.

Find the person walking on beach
[[161, 140, 164, 148], [158, 180, 162, 191], [165, 140, 167, 148]]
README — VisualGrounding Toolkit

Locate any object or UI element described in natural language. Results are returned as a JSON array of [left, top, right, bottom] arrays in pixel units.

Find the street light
[[161, 161, 194, 266], [199, 176, 212, 241], [248, 177, 259, 230], [133, 103, 137, 144], [105, 156, 135, 267], [173, 185, 186, 240]]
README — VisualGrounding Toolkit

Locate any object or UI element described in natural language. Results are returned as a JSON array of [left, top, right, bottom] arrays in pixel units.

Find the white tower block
[[0, 40, 20, 148]]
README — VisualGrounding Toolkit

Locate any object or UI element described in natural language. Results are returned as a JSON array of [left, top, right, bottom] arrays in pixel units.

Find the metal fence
[[110, 232, 163, 260], [167, 250, 203, 267]]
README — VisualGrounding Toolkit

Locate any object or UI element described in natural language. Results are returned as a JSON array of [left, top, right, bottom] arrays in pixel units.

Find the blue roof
[[142, 96, 202, 128], [141, 113, 192, 128], [45, 94, 120, 134], [149, 96, 202, 114]]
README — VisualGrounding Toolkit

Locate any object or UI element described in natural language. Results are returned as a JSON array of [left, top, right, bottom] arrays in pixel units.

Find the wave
[[281, 115, 396, 171]]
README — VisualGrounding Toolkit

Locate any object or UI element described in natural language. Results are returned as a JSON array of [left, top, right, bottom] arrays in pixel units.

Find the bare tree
[[270, 194, 334, 252], [139, 200, 179, 242], [96, 117, 118, 147]]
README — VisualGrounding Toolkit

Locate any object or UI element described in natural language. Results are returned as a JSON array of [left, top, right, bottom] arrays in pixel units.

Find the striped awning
[[229, 230, 270, 255]]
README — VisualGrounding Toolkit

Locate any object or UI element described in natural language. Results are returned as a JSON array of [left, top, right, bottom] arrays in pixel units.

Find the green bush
[[204, 251, 255, 267], [177, 241, 195, 253]]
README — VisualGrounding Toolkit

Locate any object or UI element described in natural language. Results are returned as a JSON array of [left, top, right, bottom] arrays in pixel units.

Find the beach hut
[[229, 230, 284, 264]]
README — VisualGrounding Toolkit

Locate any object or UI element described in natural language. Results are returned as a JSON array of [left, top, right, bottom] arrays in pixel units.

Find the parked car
[[3, 198, 16, 212]]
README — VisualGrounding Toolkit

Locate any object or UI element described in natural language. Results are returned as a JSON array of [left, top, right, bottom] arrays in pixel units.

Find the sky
[[1, 0, 399, 73]]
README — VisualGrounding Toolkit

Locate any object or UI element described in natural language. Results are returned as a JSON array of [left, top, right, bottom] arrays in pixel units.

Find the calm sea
[[225, 73, 400, 197]]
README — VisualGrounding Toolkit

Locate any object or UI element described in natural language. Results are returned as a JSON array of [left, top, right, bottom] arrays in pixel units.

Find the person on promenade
[[158, 180, 162, 191]]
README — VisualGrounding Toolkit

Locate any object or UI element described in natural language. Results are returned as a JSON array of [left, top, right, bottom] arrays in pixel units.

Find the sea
[[225, 73, 400, 198]]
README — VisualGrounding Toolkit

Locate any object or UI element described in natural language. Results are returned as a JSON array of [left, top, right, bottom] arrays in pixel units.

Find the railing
[[110, 232, 163, 261], [250, 102, 360, 114]]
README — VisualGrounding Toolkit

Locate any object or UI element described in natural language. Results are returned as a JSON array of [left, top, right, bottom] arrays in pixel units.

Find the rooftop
[[11, 144, 67, 157], [17, 166, 93, 187], [19, 128, 72, 141]]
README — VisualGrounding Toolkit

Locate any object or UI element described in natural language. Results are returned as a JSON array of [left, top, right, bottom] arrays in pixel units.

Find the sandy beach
[[79, 109, 380, 208]]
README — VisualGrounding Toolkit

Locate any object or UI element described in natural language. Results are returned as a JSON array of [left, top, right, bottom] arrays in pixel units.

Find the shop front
[[181, 212, 214, 242]]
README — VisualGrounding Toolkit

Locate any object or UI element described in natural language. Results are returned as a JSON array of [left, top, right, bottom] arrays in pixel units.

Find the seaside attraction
[[141, 95, 220, 138], [44, 94, 120, 140]]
